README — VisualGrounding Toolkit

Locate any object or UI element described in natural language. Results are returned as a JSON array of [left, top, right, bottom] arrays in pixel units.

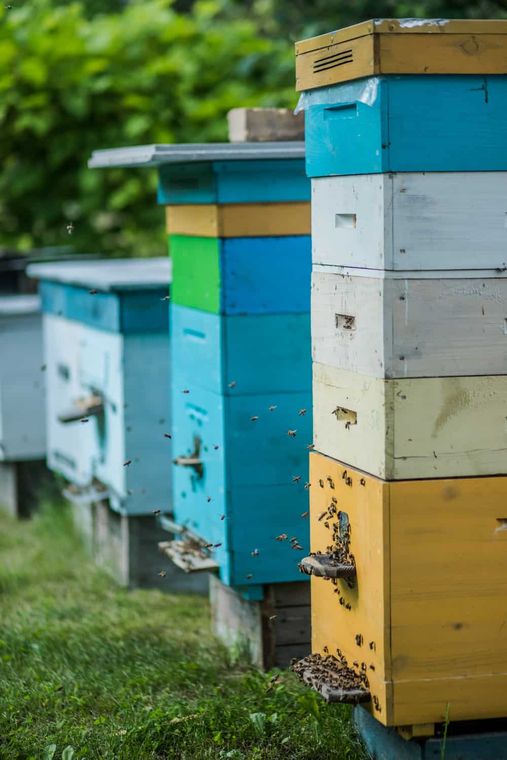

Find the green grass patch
[[0, 502, 365, 759]]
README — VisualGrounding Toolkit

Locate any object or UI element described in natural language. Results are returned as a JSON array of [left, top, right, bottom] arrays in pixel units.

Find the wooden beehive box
[[29, 259, 172, 516], [305, 451, 507, 727], [300, 76, 507, 176], [295, 19, 507, 91], [312, 266, 507, 378], [311, 173, 507, 270], [313, 362, 507, 480], [0, 295, 45, 462]]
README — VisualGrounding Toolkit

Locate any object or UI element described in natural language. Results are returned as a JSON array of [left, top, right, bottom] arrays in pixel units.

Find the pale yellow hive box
[[295, 18, 507, 91]]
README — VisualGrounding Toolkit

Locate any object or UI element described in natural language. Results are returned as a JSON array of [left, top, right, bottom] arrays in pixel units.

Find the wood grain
[[313, 363, 507, 479]]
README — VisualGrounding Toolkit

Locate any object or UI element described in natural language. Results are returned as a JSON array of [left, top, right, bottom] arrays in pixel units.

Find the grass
[[0, 501, 366, 760]]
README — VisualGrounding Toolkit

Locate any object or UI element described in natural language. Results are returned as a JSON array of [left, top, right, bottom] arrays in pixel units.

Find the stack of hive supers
[[294, 19, 507, 733], [156, 142, 313, 667]]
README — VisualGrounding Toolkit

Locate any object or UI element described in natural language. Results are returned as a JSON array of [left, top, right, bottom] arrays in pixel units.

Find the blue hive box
[[301, 75, 507, 177], [29, 259, 172, 516]]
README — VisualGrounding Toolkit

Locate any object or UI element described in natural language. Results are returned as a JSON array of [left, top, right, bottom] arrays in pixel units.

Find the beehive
[[0, 294, 46, 516], [295, 16, 507, 739], [89, 141, 313, 666]]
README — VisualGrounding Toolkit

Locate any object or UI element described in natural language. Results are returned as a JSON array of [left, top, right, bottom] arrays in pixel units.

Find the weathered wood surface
[[311, 268, 507, 377], [313, 362, 507, 479], [227, 108, 304, 143], [311, 173, 507, 270], [296, 19, 507, 90], [210, 576, 310, 669]]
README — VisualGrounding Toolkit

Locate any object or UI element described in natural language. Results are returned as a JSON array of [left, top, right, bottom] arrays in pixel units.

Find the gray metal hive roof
[[27, 258, 171, 291], [88, 142, 305, 169]]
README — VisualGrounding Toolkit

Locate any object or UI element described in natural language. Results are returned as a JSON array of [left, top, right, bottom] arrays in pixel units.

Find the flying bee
[[250, 415, 259, 422], [268, 405, 277, 412], [275, 533, 288, 542], [89, 289, 97, 295], [292, 475, 302, 483], [250, 548, 259, 557], [123, 460, 132, 467], [287, 429, 297, 438], [152, 509, 161, 516], [157, 570, 167, 578]]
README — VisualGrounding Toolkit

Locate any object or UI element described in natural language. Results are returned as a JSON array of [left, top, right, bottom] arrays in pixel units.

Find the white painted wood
[[44, 313, 172, 516], [29, 257, 170, 292], [313, 362, 507, 479], [312, 173, 507, 270], [0, 305, 46, 461], [312, 269, 507, 377]]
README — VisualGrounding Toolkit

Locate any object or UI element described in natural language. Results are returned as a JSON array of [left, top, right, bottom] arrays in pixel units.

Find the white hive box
[[312, 266, 507, 378], [312, 172, 507, 270], [0, 295, 45, 461], [29, 259, 172, 516], [313, 362, 507, 480]]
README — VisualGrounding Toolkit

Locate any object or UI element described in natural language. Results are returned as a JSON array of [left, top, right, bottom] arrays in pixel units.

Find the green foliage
[[1, 0, 505, 258], [0, 0, 294, 258], [0, 503, 366, 759]]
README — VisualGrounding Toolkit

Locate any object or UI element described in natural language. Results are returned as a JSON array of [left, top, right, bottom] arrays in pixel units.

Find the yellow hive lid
[[295, 18, 507, 91]]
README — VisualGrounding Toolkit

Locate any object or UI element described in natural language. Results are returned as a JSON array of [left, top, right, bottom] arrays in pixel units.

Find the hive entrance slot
[[335, 213, 356, 229], [299, 553, 356, 581], [496, 518, 507, 532], [291, 653, 370, 704], [335, 313, 356, 331], [332, 406, 357, 425]]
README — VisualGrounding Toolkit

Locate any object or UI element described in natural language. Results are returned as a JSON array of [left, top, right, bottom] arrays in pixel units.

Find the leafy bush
[[0, 0, 294, 258]]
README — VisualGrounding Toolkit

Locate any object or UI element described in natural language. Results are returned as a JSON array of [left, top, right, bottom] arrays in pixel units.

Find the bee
[[303, 482, 311, 490], [164, 433, 172, 439], [306, 443, 315, 450], [300, 511, 309, 519], [214, 543, 222, 548], [245, 573, 253, 580], [160, 295, 170, 301], [220, 514, 226, 521], [152, 509, 161, 516], [298, 409, 307, 416], [123, 460, 132, 467], [268, 405, 277, 412], [66, 222, 74, 235], [80, 418, 89, 424], [287, 429, 297, 438], [250, 415, 259, 422], [250, 549, 259, 557], [157, 570, 167, 578], [275, 533, 288, 542], [182, 389, 190, 394], [228, 380, 237, 389], [292, 475, 302, 483], [360, 478, 366, 486], [89, 289, 98, 295], [40, 364, 47, 372], [268, 615, 277, 622], [207, 496, 212, 503], [291, 543, 303, 550]]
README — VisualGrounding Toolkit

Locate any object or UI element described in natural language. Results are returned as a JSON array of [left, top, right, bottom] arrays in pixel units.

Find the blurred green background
[[1, 0, 506, 259]]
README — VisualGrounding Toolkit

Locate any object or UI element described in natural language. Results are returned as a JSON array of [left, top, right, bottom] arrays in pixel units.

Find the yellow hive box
[[307, 451, 507, 729], [295, 18, 507, 91], [165, 203, 311, 238]]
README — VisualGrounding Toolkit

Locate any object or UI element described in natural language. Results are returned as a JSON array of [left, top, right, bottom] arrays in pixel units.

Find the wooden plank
[[271, 581, 310, 607], [296, 22, 507, 90], [313, 363, 507, 479], [311, 269, 507, 378], [380, 33, 507, 77], [227, 108, 304, 142], [309, 452, 391, 721], [165, 202, 311, 238], [389, 477, 507, 685], [296, 19, 507, 56], [312, 173, 507, 271]]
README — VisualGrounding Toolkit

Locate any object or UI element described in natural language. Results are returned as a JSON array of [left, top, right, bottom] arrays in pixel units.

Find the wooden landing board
[[311, 173, 507, 271], [313, 362, 507, 480], [311, 268, 507, 378], [295, 19, 507, 90], [310, 453, 507, 726], [165, 203, 311, 238]]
